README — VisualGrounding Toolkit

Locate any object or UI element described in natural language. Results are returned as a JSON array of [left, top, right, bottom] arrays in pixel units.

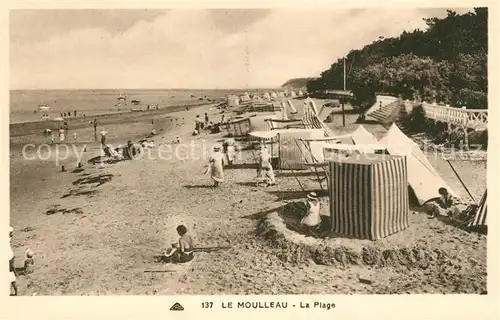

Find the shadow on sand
[[45, 206, 84, 216], [61, 189, 99, 199], [183, 184, 215, 189], [72, 174, 114, 187], [266, 189, 327, 201]]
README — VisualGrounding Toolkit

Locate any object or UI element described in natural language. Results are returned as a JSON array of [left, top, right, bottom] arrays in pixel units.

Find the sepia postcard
[[1, 1, 498, 319]]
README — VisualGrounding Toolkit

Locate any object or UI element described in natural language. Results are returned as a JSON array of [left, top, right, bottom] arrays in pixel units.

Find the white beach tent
[[227, 95, 240, 107], [379, 124, 459, 205], [270, 92, 278, 99], [288, 91, 297, 98], [263, 92, 271, 100], [298, 90, 304, 97], [351, 125, 380, 145], [280, 101, 289, 120], [240, 92, 251, 102]]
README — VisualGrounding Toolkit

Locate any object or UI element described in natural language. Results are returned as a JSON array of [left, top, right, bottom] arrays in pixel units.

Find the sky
[[10, 8, 474, 90]]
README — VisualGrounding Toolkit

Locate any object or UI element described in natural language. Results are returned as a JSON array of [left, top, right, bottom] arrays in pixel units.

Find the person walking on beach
[[205, 145, 224, 187], [195, 115, 201, 133], [73, 132, 78, 143], [74, 110, 77, 117], [9, 226, 18, 296], [204, 112, 209, 126], [257, 143, 276, 186]]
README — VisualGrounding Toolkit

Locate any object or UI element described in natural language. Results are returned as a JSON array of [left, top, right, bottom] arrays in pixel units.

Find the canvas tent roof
[[379, 124, 458, 205], [351, 125, 380, 145]]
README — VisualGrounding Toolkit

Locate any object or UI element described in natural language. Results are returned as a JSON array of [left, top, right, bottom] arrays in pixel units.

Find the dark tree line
[[307, 8, 488, 110]]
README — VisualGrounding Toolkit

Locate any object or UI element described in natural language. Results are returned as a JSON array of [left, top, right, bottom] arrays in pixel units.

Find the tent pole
[[446, 159, 475, 202], [282, 159, 307, 194]]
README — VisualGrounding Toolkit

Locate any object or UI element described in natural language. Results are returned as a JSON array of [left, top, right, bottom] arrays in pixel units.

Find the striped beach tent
[[467, 190, 487, 232], [329, 154, 410, 240]]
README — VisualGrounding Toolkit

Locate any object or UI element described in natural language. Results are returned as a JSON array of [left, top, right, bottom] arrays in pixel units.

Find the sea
[[9, 89, 272, 124]]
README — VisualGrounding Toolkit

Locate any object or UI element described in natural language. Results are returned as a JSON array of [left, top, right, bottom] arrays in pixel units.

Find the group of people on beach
[[203, 138, 276, 188]]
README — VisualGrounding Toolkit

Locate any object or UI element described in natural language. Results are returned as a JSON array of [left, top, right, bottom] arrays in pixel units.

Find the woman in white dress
[[205, 145, 224, 187]]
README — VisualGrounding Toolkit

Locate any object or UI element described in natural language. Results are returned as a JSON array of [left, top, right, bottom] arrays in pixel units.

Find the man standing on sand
[[205, 112, 209, 126]]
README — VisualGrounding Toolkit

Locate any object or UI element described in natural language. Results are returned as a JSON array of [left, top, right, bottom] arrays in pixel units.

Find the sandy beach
[[9, 97, 487, 295]]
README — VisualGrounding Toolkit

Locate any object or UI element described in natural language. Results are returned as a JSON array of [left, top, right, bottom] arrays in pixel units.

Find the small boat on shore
[[130, 108, 144, 112]]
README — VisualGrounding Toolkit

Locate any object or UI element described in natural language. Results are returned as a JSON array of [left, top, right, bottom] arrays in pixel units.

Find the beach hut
[[329, 154, 410, 240], [250, 128, 324, 170], [240, 92, 251, 102], [249, 113, 279, 132], [227, 95, 240, 107], [227, 118, 251, 137]]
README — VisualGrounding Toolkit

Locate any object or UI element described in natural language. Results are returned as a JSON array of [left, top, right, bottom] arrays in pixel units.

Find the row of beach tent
[[226, 90, 305, 107], [229, 97, 487, 239]]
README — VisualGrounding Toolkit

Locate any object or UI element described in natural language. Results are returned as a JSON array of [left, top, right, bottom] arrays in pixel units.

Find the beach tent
[[249, 113, 280, 131], [351, 125, 379, 145], [288, 91, 296, 98], [278, 91, 286, 97], [467, 190, 487, 232], [250, 128, 324, 170], [270, 92, 278, 99], [280, 101, 289, 120], [318, 100, 340, 122], [266, 119, 305, 130], [298, 90, 304, 97], [227, 95, 240, 107], [379, 123, 458, 205], [329, 154, 410, 240], [263, 92, 271, 100], [240, 92, 251, 102], [227, 118, 251, 136]]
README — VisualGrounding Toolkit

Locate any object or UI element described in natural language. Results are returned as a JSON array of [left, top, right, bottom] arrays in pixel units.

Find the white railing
[[413, 101, 488, 130]]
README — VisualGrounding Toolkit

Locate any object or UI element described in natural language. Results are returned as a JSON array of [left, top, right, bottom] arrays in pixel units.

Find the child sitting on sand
[[24, 249, 34, 274], [162, 225, 195, 263]]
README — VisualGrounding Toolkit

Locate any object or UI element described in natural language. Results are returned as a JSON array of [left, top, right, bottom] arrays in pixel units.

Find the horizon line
[[9, 87, 285, 91]]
